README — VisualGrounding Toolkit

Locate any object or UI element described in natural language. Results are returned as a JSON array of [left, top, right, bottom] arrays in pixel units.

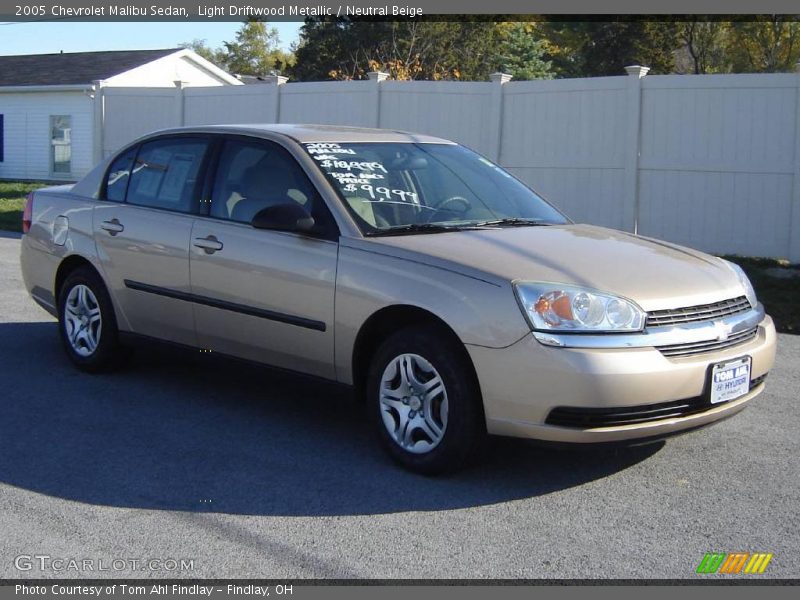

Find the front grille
[[646, 296, 751, 327], [546, 373, 767, 428], [656, 326, 758, 358]]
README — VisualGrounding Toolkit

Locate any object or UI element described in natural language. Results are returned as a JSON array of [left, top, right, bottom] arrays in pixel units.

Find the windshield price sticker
[[352, 184, 418, 203], [306, 142, 420, 204], [306, 143, 356, 155], [318, 159, 388, 173], [330, 172, 385, 185]]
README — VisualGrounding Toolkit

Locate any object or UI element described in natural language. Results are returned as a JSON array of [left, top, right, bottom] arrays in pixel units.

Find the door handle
[[100, 219, 124, 235], [193, 235, 223, 254]]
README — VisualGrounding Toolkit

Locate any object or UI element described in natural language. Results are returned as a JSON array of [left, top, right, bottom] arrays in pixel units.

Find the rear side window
[[104, 146, 137, 202], [126, 137, 209, 213]]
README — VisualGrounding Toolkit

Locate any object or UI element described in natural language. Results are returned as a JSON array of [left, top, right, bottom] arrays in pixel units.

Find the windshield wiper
[[366, 218, 552, 237], [472, 218, 551, 228], [366, 223, 480, 237]]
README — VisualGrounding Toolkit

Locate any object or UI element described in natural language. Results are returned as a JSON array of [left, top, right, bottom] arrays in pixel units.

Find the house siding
[[0, 90, 94, 181], [0, 50, 240, 182]]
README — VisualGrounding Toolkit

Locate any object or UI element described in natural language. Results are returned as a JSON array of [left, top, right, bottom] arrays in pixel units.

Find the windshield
[[303, 142, 569, 235]]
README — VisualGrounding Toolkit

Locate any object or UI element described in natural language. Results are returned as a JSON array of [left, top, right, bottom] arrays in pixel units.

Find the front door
[[189, 137, 340, 379]]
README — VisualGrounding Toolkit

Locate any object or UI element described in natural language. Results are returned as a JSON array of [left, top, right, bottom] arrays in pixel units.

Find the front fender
[[334, 243, 530, 384]]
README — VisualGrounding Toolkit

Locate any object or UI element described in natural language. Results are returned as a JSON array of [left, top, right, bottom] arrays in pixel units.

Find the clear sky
[[0, 21, 303, 55]]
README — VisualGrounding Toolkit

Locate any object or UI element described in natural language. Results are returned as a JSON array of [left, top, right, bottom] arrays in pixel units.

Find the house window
[[50, 115, 72, 175], [0, 114, 4, 162]]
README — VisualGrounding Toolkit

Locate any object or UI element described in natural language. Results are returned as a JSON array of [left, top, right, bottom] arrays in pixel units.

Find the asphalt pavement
[[0, 234, 798, 579]]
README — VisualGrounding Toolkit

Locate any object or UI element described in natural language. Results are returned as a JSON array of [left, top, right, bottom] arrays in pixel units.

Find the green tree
[[537, 21, 590, 78], [492, 22, 553, 80], [181, 23, 294, 76], [179, 39, 226, 66], [223, 21, 294, 76], [290, 19, 501, 81], [541, 21, 679, 77], [675, 20, 731, 74], [726, 17, 800, 73]]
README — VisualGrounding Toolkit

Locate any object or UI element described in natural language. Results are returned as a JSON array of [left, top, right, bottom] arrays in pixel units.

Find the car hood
[[354, 224, 746, 312]]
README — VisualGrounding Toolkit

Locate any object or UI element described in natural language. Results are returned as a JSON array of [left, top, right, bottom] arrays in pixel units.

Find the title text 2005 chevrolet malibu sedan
[[21, 125, 776, 473]]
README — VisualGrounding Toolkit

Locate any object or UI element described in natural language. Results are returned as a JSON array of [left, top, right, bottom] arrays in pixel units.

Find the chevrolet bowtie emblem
[[714, 320, 730, 341]]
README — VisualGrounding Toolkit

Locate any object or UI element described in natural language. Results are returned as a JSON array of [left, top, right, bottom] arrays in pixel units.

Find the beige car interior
[[214, 152, 310, 224]]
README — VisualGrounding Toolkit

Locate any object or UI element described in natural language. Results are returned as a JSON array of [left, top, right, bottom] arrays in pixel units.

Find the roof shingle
[[0, 48, 181, 87]]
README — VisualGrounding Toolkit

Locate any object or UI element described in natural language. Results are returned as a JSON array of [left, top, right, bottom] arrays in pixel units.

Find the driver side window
[[210, 139, 335, 238]]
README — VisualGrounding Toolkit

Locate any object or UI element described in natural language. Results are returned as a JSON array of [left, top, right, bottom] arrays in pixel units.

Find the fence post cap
[[490, 72, 513, 84], [367, 71, 389, 82], [263, 75, 289, 85], [624, 65, 650, 78]]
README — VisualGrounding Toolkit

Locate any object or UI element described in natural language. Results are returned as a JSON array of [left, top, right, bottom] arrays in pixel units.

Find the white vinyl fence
[[98, 68, 800, 261]]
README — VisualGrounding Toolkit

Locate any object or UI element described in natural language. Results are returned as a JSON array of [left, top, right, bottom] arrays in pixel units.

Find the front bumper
[[467, 312, 777, 443]]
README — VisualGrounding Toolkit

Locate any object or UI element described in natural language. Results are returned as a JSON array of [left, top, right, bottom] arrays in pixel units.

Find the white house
[[0, 48, 242, 181]]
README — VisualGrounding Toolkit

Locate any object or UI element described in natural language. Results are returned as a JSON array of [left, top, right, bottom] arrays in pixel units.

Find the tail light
[[22, 193, 33, 234]]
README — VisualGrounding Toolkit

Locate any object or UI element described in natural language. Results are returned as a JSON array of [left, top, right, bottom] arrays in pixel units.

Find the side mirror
[[251, 203, 315, 233]]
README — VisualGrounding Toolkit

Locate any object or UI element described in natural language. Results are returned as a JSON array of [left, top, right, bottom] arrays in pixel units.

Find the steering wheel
[[425, 196, 472, 223]]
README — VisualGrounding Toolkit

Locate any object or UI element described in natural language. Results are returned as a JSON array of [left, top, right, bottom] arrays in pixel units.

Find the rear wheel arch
[[55, 255, 126, 328], [55, 255, 101, 299], [56, 263, 127, 372], [351, 305, 482, 405]]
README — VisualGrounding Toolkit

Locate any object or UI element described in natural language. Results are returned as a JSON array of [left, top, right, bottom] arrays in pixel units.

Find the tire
[[57, 266, 124, 373], [366, 324, 486, 474]]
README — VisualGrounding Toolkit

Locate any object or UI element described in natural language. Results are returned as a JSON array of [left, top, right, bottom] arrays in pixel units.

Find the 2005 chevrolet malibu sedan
[[21, 124, 776, 473]]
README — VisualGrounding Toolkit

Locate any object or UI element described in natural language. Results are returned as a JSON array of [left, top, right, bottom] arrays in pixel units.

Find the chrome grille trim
[[532, 303, 765, 350], [656, 326, 758, 357], [646, 296, 751, 327]]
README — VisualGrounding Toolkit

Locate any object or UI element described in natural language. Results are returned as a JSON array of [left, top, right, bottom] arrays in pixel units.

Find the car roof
[[149, 124, 455, 145]]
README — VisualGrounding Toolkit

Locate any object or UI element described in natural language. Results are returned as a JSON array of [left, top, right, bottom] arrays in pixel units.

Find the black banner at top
[[1, 0, 800, 21]]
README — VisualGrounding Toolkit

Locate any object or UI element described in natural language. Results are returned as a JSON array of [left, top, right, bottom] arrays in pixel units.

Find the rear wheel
[[367, 325, 485, 474], [58, 267, 124, 372]]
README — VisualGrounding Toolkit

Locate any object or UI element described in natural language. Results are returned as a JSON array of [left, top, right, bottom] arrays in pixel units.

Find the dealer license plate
[[710, 356, 751, 404]]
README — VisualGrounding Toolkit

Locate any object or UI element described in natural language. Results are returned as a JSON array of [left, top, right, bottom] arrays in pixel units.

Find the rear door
[[189, 136, 339, 379], [93, 135, 211, 345]]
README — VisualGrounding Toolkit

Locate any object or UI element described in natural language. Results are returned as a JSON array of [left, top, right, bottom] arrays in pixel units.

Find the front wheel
[[58, 267, 124, 372], [367, 325, 485, 474]]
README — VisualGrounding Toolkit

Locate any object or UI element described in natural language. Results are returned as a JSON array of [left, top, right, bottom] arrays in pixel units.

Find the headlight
[[514, 282, 646, 332], [722, 260, 757, 308]]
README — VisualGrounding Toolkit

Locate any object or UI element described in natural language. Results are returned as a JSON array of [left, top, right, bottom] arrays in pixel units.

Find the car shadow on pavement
[[0, 321, 664, 516]]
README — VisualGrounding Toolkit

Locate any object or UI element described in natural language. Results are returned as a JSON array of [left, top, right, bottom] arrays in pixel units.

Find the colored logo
[[697, 552, 773, 574]]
